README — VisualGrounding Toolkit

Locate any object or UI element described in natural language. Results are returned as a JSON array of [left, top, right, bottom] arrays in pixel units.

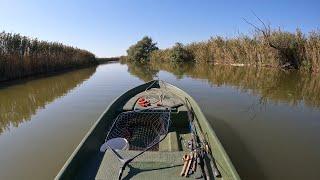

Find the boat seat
[[95, 150, 202, 180]]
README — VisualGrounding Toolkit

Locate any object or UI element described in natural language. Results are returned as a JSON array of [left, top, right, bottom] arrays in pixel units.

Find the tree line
[[0, 31, 97, 81]]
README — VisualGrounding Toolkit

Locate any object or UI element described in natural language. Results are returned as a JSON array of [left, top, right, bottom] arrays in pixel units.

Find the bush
[[127, 36, 158, 62], [170, 43, 194, 62]]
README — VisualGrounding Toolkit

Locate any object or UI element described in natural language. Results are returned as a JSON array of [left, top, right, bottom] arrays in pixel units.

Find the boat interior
[[96, 86, 215, 179]]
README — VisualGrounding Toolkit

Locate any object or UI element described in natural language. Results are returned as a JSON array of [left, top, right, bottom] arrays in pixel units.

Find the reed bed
[[149, 29, 320, 72], [0, 31, 97, 81]]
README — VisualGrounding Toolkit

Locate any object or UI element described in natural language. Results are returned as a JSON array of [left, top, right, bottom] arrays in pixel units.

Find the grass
[[0, 31, 97, 81], [146, 29, 320, 72]]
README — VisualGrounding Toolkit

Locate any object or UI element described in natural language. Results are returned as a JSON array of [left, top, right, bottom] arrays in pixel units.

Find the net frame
[[104, 108, 171, 151], [102, 107, 171, 179]]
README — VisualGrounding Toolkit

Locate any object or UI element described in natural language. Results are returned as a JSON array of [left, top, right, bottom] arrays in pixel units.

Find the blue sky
[[0, 0, 319, 57]]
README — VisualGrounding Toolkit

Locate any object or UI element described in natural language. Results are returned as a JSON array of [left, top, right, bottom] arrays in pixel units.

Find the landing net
[[105, 109, 171, 151]]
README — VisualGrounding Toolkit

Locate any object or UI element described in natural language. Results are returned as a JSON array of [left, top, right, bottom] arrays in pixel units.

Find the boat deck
[[96, 150, 204, 180]]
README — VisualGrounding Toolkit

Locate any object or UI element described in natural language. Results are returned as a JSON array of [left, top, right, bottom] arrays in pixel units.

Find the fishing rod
[[198, 128, 221, 178], [185, 97, 221, 179], [184, 98, 208, 179]]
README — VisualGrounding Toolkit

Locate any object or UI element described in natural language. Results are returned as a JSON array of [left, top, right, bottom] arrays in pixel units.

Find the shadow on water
[[0, 67, 96, 134]]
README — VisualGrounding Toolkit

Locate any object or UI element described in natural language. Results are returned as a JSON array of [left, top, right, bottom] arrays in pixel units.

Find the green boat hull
[[55, 80, 240, 180]]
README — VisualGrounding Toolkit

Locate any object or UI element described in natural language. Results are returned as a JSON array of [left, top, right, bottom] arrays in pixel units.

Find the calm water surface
[[0, 62, 319, 179]]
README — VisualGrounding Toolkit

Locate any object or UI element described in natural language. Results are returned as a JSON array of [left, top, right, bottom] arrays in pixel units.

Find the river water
[[0, 62, 319, 179]]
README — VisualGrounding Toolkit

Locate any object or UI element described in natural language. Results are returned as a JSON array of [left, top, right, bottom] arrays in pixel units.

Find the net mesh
[[105, 109, 170, 151]]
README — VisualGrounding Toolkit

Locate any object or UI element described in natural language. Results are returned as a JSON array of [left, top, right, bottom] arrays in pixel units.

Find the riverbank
[[0, 32, 97, 82], [122, 29, 320, 73]]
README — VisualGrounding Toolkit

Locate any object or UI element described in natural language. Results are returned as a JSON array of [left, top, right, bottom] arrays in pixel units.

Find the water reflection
[[125, 61, 159, 81], [126, 61, 320, 108], [0, 67, 96, 134]]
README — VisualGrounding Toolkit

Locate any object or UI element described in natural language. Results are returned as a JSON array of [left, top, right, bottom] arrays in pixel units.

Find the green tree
[[170, 42, 194, 62], [127, 36, 158, 62]]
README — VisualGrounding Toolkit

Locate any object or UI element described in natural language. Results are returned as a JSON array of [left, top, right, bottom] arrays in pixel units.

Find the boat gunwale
[[164, 82, 241, 180]]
